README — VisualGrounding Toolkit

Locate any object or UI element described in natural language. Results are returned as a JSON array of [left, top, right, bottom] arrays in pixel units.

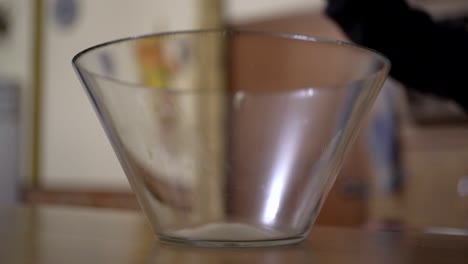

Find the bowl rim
[[72, 28, 391, 91]]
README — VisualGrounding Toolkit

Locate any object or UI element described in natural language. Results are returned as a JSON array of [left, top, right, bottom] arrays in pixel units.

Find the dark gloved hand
[[325, 0, 368, 43], [325, 0, 419, 46], [324, 0, 468, 112]]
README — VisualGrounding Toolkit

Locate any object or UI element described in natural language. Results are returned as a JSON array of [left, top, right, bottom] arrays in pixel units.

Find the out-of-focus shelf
[[406, 102, 468, 127]]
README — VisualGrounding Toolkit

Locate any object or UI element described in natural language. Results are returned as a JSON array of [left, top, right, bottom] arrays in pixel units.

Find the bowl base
[[157, 234, 306, 248]]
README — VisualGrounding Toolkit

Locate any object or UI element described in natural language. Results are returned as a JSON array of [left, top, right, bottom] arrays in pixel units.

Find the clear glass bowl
[[72, 29, 390, 247]]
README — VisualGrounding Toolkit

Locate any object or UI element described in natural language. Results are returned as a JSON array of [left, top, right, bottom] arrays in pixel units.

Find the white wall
[[40, 0, 325, 190], [0, 0, 33, 81], [0, 0, 33, 202], [41, 0, 197, 190], [226, 0, 324, 23]]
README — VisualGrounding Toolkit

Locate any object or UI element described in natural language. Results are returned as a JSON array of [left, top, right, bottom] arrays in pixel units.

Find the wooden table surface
[[1, 205, 467, 264]]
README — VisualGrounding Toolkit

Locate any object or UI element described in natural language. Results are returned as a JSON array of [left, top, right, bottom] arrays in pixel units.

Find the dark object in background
[[326, 0, 468, 112]]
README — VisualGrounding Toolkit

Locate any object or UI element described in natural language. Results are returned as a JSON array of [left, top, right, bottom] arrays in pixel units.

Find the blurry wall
[[0, 0, 33, 206], [41, 0, 198, 190], [0, 0, 33, 186], [39, 0, 324, 190], [0, 79, 18, 207], [225, 0, 324, 23], [0, 0, 32, 93]]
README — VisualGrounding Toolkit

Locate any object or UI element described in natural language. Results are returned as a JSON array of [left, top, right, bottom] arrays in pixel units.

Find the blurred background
[[1, 0, 468, 234]]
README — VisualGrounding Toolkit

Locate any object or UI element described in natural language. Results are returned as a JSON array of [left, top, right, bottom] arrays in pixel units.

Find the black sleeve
[[326, 0, 468, 111]]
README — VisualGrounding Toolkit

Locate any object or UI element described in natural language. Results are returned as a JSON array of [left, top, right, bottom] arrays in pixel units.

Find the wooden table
[[1, 205, 467, 264]]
